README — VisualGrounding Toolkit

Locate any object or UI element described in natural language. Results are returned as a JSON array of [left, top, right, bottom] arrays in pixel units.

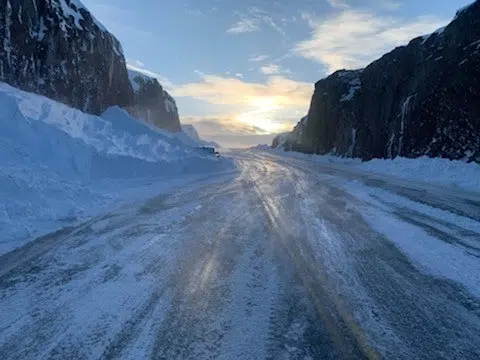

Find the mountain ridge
[[274, 1, 480, 162], [0, 0, 182, 133]]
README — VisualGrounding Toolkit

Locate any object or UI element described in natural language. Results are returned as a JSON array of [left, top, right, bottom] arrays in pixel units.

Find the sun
[[234, 96, 288, 134], [249, 96, 279, 112]]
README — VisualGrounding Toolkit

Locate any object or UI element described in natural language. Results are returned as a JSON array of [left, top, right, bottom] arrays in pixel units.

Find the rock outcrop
[[128, 69, 181, 132], [0, 0, 133, 114], [276, 1, 480, 162]]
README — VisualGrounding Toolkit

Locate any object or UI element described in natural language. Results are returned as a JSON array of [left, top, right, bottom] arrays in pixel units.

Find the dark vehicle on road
[[199, 146, 220, 157]]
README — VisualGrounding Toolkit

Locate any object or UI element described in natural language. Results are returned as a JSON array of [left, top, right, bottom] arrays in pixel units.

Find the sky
[[81, 0, 472, 148]]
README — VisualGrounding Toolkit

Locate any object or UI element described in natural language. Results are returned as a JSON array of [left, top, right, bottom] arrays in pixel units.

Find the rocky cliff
[[0, 0, 133, 114], [276, 1, 480, 162], [128, 69, 181, 132]]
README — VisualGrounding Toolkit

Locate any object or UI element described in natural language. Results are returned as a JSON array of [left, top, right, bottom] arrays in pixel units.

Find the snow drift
[[0, 83, 233, 254], [263, 148, 480, 192]]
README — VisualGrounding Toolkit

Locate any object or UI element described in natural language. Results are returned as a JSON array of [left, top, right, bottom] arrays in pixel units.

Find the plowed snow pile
[[0, 83, 232, 254]]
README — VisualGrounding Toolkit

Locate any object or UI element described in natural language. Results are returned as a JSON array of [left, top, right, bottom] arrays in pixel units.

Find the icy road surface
[[1, 151, 480, 359]]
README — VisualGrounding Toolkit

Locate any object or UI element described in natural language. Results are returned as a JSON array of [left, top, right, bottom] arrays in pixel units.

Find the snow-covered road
[[1, 151, 479, 359]]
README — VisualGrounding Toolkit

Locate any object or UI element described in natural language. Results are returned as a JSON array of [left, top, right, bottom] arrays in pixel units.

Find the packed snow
[[0, 83, 233, 255], [263, 148, 480, 192], [343, 180, 480, 297]]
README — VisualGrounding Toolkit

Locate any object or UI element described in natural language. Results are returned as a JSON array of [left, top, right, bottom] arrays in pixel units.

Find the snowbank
[[265, 149, 480, 192], [0, 83, 233, 254]]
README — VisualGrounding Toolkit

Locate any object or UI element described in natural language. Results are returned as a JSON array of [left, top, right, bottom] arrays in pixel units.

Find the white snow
[[421, 26, 446, 44], [398, 95, 413, 156], [181, 124, 201, 141], [72, 0, 108, 32], [128, 69, 156, 93], [0, 83, 233, 254], [340, 85, 360, 102], [340, 77, 361, 102], [343, 181, 480, 297], [57, 0, 108, 32], [272, 132, 293, 149], [454, 1, 476, 20], [59, 0, 84, 30], [164, 93, 177, 113], [264, 149, 480, 193]]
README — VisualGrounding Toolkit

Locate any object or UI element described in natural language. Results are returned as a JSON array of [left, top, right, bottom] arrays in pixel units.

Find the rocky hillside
[[0, 0, 133, 114], [275, 1, 480, 162], [127, 69, 181, 132]]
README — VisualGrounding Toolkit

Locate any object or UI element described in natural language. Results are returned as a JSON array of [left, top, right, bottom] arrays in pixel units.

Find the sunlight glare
[[235, 96, 288, 134]]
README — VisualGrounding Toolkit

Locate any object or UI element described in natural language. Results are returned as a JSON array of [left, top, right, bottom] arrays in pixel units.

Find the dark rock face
[[127, 70, 181, 132], [277, 1, 480, 162], [0, 0, 133, 114]]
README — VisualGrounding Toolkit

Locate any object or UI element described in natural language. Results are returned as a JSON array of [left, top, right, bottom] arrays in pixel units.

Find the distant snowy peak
[[127, 68, 181, 132], [182, 124, 201, 141], [0, 0, 132, 114], [181, 124, 221, 148]]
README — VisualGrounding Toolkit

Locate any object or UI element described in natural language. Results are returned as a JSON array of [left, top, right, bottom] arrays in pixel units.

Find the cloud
[[227, 7, 285, 35], [171, 72, 311, 135], [182, 117, 286, 148], [235, 73, 244, 78], [294, 9, 447, 74], [260, 64, 280, 75], [260, 64, 293, 75], [227, 18, 259, 33], [249, 54, 269, 62], [185, 8, 202, 16], [326, 0, 401, 10], [126, 63, 174, 89], [184, 117, 268, 136], [380, 1, 402, 10], [326, 0, 349, 9], [171, 72, 311, 108]]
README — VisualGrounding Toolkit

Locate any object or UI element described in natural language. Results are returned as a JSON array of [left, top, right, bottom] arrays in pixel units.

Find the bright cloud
[[249, 54, 269, 62], [227, 18, 259, 33], [171, 72, 311, 108], [227, 7, 285, 35], [172, 72, 312, 134], [183, 116, 296, 148], [326, 0, 349, 9], [294, 10, 447, 73], [260, 64, 292, 75], [260, 64, 280, 75]]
